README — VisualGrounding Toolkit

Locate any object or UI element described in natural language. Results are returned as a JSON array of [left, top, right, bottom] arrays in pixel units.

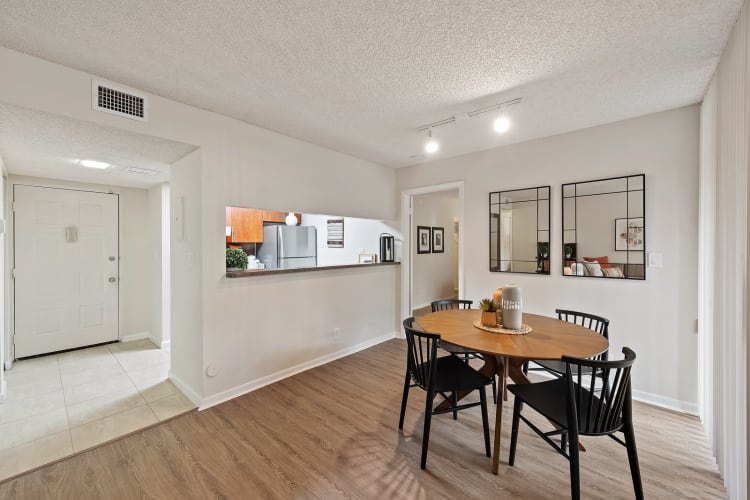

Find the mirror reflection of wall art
[[562, 174, 645, 280], [615, 218, 644, 251], [417, 226, 431, 254], [431, 227, 444, 253]]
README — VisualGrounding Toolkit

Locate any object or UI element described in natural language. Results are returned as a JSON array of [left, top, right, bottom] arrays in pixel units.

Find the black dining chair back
[[399, 317, 492, 469], [555, 309, 610, 361], [526, 309, 611, 378], [430, 299, 473, 312], [429, 299, 498, 403], [508, 347, 643, 500], [402, 317, 440, 391]]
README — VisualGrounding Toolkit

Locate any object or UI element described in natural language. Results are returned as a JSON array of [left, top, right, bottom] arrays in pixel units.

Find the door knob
[[108, 256, 116, 261], [108, 277, 118, 283]]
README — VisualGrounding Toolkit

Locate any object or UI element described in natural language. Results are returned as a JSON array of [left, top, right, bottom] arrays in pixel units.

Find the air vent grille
[[92, 80, 148, 121], [126, 166, 159, 176]]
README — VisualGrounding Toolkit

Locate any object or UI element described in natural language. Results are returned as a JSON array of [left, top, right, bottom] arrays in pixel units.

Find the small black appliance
[[379, 233, 394, 262]]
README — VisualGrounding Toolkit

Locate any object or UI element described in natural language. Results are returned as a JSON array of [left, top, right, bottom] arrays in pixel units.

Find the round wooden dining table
[[418, 309, 609, 474]]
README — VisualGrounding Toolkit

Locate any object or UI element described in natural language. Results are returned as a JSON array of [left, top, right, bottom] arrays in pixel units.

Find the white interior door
[[14, 185, 119, 358]]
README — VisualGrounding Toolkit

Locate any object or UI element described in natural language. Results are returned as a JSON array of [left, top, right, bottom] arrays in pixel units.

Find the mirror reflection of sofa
[[564, 256, 645, 279]]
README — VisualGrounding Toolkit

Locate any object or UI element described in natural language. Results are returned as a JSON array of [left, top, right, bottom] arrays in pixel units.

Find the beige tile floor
[[0, 339, 196, 481]]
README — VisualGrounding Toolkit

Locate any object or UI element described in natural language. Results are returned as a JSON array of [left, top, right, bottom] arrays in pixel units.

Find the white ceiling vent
[[92, 79, 148, 121], [126, 166, 159, 176]]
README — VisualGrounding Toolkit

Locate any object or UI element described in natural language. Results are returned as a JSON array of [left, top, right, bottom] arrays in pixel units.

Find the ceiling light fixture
[[416, 97, 522, 133], [79, 159, 111, 169], [493, 116, 511, 133], [285, 212, 298, 226], [424, 129, 439, 154]]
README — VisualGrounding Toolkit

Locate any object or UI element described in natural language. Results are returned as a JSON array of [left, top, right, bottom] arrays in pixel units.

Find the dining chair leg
[[452, 391, 458, 420], [491, 376, 498, 404], [421, 389, 435, 470], [623, 397, 644, 500], [398, 370, 411, 430], [568, 430, 581, 500], [479, 387, 491, 457], [561, 434, 567, 454], [508, 396, 522, 466]]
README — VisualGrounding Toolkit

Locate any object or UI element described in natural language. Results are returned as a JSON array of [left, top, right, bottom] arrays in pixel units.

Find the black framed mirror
[[562, 174, 645, 279], [489, 186, 550, 274]]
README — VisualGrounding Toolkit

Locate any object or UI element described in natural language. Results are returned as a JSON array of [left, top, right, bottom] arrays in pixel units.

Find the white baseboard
[[120, 331, 150, 343], [168, 371, 202, 407], [199, 332, 397, 411], [147, 335, 170, 350], [632, 389, 698, 416], [0, 380, 6, 402]]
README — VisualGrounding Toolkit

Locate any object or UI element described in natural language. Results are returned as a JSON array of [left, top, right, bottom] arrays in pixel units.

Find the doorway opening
[[400, 182, 464, 324]]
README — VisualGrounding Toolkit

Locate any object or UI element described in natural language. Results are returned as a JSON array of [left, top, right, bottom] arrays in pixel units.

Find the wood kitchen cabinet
[[226, 207, 263, 242], [262, 210, 302, 225]]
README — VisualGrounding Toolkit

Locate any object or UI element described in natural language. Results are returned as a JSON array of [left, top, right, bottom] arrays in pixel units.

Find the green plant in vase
[[479, 298, 499, 327], [226, 248, 248, 271]]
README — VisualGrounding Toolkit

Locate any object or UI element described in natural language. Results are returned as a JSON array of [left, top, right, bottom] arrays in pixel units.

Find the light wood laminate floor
[[0, 339, 725, 499]]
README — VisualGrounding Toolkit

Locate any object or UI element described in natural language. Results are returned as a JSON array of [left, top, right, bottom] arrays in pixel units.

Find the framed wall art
[[417, 226, 431, 254], [431, 227, 444, 253]]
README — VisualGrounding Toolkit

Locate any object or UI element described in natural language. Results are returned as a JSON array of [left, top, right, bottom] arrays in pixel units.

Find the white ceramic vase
[[502, 284, 523, 330]]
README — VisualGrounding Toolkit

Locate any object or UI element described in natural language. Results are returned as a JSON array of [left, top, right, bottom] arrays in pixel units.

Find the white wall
[[160, 183, 171, 348], [412, 190, 458, 308], [0, 156, 5, 400], [0, 48, 398, 407], [397, 106, 700, 412], [5, 175, 154, 353], [147, 183, 170, 348], [300, 214, 400, 266], [169, 151, 203, 403], [699, 2, 748, 497]]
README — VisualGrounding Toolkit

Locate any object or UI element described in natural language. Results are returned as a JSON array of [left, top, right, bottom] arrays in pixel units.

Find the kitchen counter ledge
[[226, 261, 400, 278]]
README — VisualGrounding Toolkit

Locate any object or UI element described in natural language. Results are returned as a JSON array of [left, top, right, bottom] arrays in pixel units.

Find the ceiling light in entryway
[[78, 159, 111, 169], [493, 116, 511, 133], [424, 129, 439, 154]]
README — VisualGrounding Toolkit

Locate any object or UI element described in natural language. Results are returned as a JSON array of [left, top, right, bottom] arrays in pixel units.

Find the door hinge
[[11, 268, 16, 279]]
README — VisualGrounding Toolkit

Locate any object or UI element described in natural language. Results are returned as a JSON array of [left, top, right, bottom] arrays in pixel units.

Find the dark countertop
[[225, 261, 400, 278]]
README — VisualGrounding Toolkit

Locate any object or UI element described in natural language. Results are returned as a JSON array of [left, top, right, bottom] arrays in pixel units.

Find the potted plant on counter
[[226, 248, 248, 271], [479, 298, 499, 327]]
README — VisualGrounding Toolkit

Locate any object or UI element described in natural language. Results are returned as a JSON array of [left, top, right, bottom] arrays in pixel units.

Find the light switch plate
[[647, 252, 663, 268]]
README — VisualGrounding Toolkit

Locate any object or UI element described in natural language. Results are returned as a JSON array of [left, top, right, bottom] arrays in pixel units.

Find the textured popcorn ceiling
[[0, 1, 743, 167], [0, 104, 197, 188]]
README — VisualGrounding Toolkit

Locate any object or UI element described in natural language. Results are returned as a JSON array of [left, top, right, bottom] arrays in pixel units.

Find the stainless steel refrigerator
[[257, 225, 317, 270]]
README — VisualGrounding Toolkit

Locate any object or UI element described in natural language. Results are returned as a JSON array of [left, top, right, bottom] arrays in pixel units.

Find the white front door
[[14, 185, 119, 358]]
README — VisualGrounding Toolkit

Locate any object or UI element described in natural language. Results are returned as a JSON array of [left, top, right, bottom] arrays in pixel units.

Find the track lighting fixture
[[415, 97, 521, 156], [493, 116, 510, 133], [424, 129, 439, 154]]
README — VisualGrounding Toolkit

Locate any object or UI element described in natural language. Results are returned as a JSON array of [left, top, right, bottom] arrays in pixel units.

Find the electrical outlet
[[333, 327, 341, 339]]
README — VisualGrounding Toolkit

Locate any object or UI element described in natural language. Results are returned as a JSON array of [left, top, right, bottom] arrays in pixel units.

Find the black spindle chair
[[399, 317, 492, 469], [525, 309, 610, 377], [431, 299, 498, 403], [508, 347, 643, 500]]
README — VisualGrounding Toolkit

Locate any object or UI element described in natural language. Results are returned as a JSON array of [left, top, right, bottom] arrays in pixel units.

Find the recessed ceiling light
[[79, 159, 111, 169], [493, 116, 511, 133]]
